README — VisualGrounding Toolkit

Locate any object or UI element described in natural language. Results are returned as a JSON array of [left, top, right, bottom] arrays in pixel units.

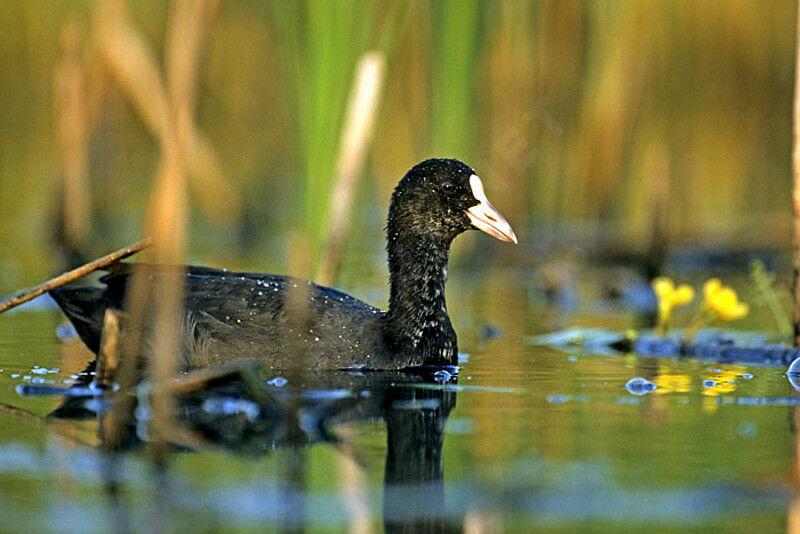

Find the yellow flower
[[652, 277, 695, 331], [702, 278, 749, 321]]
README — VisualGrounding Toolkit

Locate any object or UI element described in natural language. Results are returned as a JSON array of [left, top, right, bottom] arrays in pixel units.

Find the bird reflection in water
[[47, 365, 461, 533]]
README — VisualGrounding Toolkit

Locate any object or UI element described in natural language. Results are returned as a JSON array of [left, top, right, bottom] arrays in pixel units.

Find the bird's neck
[[385, 231, 457, 366]]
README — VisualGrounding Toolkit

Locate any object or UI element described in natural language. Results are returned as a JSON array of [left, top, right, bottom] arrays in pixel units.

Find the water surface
[[0, 272, 794, 533]]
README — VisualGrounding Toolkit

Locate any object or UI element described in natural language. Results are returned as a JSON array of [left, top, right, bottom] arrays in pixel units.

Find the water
[[0, 273, 794, 532]]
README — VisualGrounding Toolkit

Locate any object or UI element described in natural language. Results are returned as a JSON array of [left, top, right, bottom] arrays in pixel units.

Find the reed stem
[[0, 238, 152, 315], [793, 0, 800, 347]]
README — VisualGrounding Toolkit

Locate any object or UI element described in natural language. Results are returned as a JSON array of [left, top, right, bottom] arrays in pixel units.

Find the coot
[[51, 159, 517, 370]]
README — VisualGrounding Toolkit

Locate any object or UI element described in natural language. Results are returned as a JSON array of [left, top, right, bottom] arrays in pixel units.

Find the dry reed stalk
[[317, 51, 386, 286], [463, 510, 502, 534], [792, 404, 800, 534], [96, 309, 122, 387], [55, 21, 91, 257], [284, 231, 313, 376], [791, 4, 800, 532], [102, 0, 216, 455], [94, 0, 241, 224], [790, 497, 800, 534], [336, 438, 372, 534], [794, 0, 800, 348], [94, 0, 169, 135], [0, 238, 152, 315], [0, 402, 44, 423], [146, 0, 214, 453], [485, 2, 535, 229], [0, 403, 93, 448]]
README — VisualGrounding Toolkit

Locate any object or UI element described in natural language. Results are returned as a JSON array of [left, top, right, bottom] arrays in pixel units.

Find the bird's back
[[51, 264, 405, 370]]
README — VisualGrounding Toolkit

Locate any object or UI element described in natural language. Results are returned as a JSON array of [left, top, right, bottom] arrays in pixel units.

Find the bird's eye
[[440, 182, 454, 194]]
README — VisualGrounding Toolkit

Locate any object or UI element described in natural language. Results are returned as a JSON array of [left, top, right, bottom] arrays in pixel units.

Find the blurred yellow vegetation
[[702, 279, 749, 321], [652, 276, 694, 333], [651, 277, 749, 337]]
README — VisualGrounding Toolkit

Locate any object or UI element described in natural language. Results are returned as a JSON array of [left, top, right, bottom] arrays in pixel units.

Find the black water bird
[[51, 159, 517, 370]]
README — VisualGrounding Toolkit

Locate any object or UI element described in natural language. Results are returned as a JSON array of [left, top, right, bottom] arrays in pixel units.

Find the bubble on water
[[268, 376, 288, 387], [433, 370, 454, 383], [202, 397, 260, 420], [625, 377, 657, 396], [547, 394, 570, 404], [742, 373, 753, 379], [702, 379, 716, 388], [393, 398, 441, 410], [788, 358, 800, 391], [10, 374, 19, 378], [737, 421, 758, 438], [55, 323, 78, 342]]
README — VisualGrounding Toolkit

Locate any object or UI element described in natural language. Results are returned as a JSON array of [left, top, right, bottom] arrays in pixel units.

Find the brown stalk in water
[[102, 0, 216, 462], [94, 0, 240, 225], [790, 4, 800, 534], [0, 239, 152, 315], [55, 21, 91, 262], [794, 0, 800, 350]]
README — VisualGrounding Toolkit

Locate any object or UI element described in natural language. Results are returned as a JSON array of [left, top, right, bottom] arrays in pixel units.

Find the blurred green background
[[0, 0, 796, 293]]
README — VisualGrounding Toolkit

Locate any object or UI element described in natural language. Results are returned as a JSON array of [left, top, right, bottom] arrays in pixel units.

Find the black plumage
[[50, 158, 517, 370]]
